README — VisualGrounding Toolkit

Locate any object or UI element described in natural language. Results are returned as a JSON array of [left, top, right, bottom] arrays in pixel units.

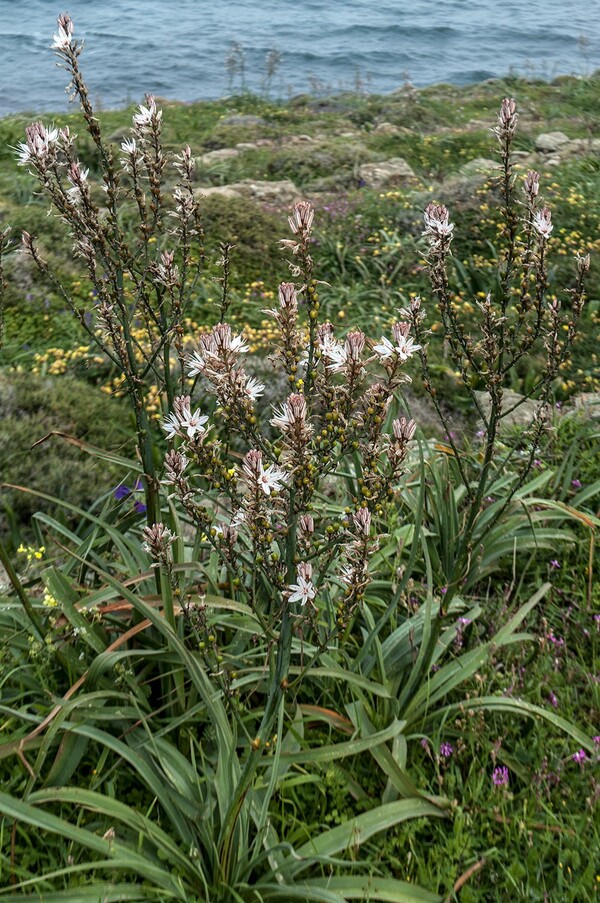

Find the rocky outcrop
[[195, 178, 301, 206], [199, 148, 240, 165], [534, 131, 571, 153], [571, 392, 600, 420], [358, 157, 415, 188]]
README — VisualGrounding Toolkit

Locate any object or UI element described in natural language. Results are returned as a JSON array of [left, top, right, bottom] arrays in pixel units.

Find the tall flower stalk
[[15, 14, 205, 543], [398, 98, 589, 707]]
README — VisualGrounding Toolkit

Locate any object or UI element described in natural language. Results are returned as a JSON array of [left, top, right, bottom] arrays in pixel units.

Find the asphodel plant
[[152, 199, 425, 848]]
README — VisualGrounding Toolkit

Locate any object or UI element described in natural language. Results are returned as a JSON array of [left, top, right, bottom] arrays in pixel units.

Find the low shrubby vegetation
[[0, 14, 598, 902]]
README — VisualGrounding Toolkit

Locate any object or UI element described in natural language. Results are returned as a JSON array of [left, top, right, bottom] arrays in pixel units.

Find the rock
[[281, 134, 315, 145], [571, 392, 600, 420], [194, 179, 301, 206], [199, 147, 239, 165], [475, 390, 542, 430], [195, 185, 243, 200], [358, 157, 415, 188], [235, 142, 258, 151], [221, 114, 268, 127], [535, 131, 570, 153], [374, 122, 401, 135], [556, 137, 600, 158], [234, 179, 301, 205]]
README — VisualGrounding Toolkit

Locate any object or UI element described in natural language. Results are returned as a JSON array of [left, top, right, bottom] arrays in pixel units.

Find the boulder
[[358, 157, 415, 188], [571, 392, 600, 420], [195, 185, 244, 200], [234, 179, 301, 205], [534, 131, 570, 154], [475, 389, 542, 430], [281, 134, 315, 145], [199, 147, 239, 165], [221, 114, 268, 127], [194, 179, 301, 206], [373, 122, 401, 135]]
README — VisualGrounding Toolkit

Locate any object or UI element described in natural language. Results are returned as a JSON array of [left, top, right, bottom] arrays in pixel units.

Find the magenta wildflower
[[572, 749, 587, 765], [571, 478, 582, 489], [439, 742, 453, 758], [548, 691, 558, 708], [492, 766, 510, 787]]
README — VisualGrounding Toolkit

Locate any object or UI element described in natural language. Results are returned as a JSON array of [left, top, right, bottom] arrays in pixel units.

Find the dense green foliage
[[0, 66, 599, 902]]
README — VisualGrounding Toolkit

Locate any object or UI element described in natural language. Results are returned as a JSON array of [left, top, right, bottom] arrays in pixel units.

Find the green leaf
[[281, 798, 447, 879]]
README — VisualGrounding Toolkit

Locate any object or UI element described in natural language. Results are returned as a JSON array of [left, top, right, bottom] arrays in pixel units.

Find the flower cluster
[[157, 201, 420, 638]]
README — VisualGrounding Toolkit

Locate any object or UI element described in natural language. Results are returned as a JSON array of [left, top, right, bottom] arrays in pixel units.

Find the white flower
[[230, 333, 250, 354], [288, 563, 317, 605], [16, 122, 59, 166], [162, 412, 181, 440], [533, 207, 553, 239], [120, 137, 137, 155], [162, 398, 209, 440], [180, 407, 209, 439], [66, 165, 89, 205], [51, 14, 74, 50], [258, 463, 287, 495], [373, 334, 421, 362], [325, 342, 348, 372], [372, 336, 395, 360], [187, 350, 206, 378], [244, 376, 265, 401], [133, 97, 162, 129]]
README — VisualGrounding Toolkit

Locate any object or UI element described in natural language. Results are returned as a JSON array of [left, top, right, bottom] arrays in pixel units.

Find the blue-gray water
[[1, 0, 599, 117]]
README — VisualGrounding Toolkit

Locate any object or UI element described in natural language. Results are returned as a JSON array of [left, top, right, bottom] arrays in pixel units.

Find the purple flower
[[572, 749, 587, 765], [492, 766, 510, 787], [134, 500, 147, 515], [440, 742, 453, 758], [420, 737, 429, 750], [114, 484, 132, 501], [549, 559, 561, 570], [592, 736, 600, 745], [548, 691, 558, 708], [571, 478, 582, 489]]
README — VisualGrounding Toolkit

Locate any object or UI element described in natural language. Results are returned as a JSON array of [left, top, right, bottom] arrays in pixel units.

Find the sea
[[0, 0, 599, 117]]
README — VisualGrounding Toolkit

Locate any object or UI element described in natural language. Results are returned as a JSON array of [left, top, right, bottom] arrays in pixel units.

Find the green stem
[[0, 537, 45, 641]]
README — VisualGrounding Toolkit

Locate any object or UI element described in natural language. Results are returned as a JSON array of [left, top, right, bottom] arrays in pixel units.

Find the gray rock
[[281, 134, 315, 145], [475, 389, 542, 430], [571, 392, 600, 420], [221, 114, 268, 127], [373, 122, 402, 135], [358, 157, 415, 188], [194, 185, 243, 200], [235, 142, 258, 151], [234, 179, 301, 205], [194, 179, 300, 206], [556, 137, 600, 158], [199, 147, 240, 165], [535, 131, 570, 153]]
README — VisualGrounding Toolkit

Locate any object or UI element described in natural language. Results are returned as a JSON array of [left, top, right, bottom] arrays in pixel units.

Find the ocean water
[[0, 0, 598, 116]]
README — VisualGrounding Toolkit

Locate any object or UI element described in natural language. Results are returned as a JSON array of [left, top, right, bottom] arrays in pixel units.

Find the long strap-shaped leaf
[[0, 792, 184, 898], [277, 798, 447, 881]]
